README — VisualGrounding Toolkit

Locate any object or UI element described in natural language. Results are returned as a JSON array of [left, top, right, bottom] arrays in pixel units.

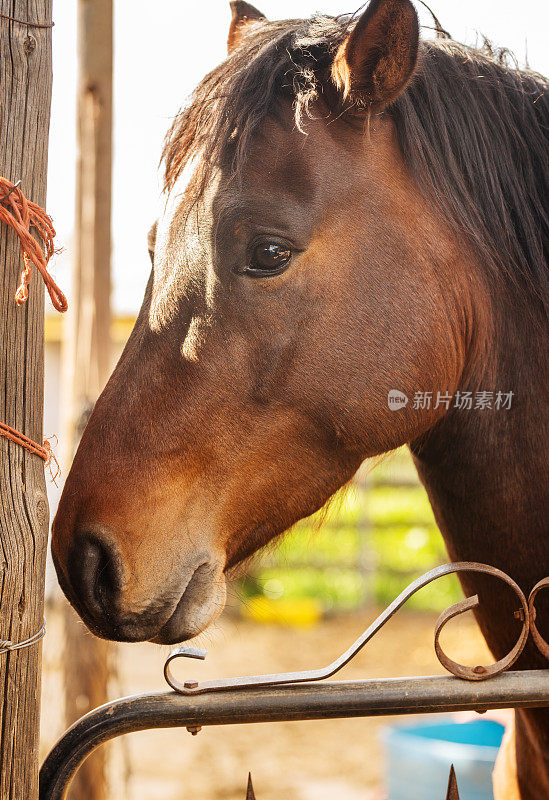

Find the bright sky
[[46, 0, 549, 314]]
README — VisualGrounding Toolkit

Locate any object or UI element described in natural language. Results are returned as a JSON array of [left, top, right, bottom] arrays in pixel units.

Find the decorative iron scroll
[[164, 562, 549, 695], [529, 577, 549, 660]]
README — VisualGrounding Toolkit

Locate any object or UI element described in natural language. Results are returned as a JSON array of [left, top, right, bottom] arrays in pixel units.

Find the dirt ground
[[40, 601, 492, 800]]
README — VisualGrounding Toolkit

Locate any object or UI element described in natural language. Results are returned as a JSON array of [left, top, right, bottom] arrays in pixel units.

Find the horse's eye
[[246, 242, 292, 277]]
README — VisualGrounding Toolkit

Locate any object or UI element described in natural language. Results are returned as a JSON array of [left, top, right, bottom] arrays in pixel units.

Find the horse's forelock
[[162, 15, 348, 194]]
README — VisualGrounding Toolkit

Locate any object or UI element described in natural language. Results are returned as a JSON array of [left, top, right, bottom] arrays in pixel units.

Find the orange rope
[[0, 423, 59, 484], [0, 178, 65, 481], [0, 177, 67, 312]]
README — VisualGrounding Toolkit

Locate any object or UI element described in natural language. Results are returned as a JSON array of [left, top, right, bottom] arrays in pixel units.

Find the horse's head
[[52, 0, 480, 642]]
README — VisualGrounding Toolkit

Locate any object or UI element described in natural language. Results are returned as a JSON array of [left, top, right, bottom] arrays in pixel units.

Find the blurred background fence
[[236, 450, 461, 622]]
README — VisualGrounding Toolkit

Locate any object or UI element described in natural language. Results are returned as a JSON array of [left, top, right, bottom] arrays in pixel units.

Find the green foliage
[[239, 451, 463, 613]]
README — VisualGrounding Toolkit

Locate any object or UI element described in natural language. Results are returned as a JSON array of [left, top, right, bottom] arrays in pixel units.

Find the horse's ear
[[332, 0, 419, 111], [228, 1, 266, 54]]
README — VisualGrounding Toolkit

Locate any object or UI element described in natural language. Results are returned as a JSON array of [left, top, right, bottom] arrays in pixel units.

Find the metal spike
[[246, 772, 256, 800], [445, 765, 460, 800]]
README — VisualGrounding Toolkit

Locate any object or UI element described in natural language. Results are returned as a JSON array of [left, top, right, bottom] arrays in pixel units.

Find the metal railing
[[39, 562, 549, 800]]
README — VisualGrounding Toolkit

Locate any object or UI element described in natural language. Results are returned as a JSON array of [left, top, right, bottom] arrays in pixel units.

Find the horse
[[51, 1, 549, 797]]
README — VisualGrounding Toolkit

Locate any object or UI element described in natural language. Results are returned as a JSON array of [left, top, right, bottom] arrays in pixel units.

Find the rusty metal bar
[[40, 670, 549, 800], [165, 562, 533, 693]]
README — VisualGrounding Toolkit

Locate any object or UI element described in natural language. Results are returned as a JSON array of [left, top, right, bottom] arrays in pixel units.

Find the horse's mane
[[163, 14, 549, 313]]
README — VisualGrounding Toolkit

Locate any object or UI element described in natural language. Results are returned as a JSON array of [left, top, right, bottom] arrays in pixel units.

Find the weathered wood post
[[0, 2, 53, 798], [61, 2, 114, 799]]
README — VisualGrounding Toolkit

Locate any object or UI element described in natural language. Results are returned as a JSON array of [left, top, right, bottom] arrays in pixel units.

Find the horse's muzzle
[[66, 533, 122, 626], [53, 530, 226, 644], [150, 562, 227, 645]]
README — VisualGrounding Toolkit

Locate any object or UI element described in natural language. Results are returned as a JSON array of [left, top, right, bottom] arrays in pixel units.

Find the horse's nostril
[[67, 532, 121, 622]]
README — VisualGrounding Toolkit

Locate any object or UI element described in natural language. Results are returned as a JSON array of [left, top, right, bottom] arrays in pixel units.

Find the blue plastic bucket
[[382, 717, 504, 800]]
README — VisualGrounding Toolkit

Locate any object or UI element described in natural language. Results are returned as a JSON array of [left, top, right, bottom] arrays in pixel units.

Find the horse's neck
[[409, 303, 548, 660], [411, 402, 547, 569]]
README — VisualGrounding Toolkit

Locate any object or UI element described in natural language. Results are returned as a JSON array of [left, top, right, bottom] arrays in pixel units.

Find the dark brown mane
[[162, 13, 549, 314]]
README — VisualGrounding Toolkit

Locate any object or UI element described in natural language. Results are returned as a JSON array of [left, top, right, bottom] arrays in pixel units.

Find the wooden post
[[0, 2, 53, 798], [61, 2, 114, 799]]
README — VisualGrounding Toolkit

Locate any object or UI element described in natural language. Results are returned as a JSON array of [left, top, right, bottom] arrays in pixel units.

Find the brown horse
[[51, 1, 548, 797]]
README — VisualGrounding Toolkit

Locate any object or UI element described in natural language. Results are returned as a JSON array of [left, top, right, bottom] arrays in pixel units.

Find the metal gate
[[40, 562, 549, 800]]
